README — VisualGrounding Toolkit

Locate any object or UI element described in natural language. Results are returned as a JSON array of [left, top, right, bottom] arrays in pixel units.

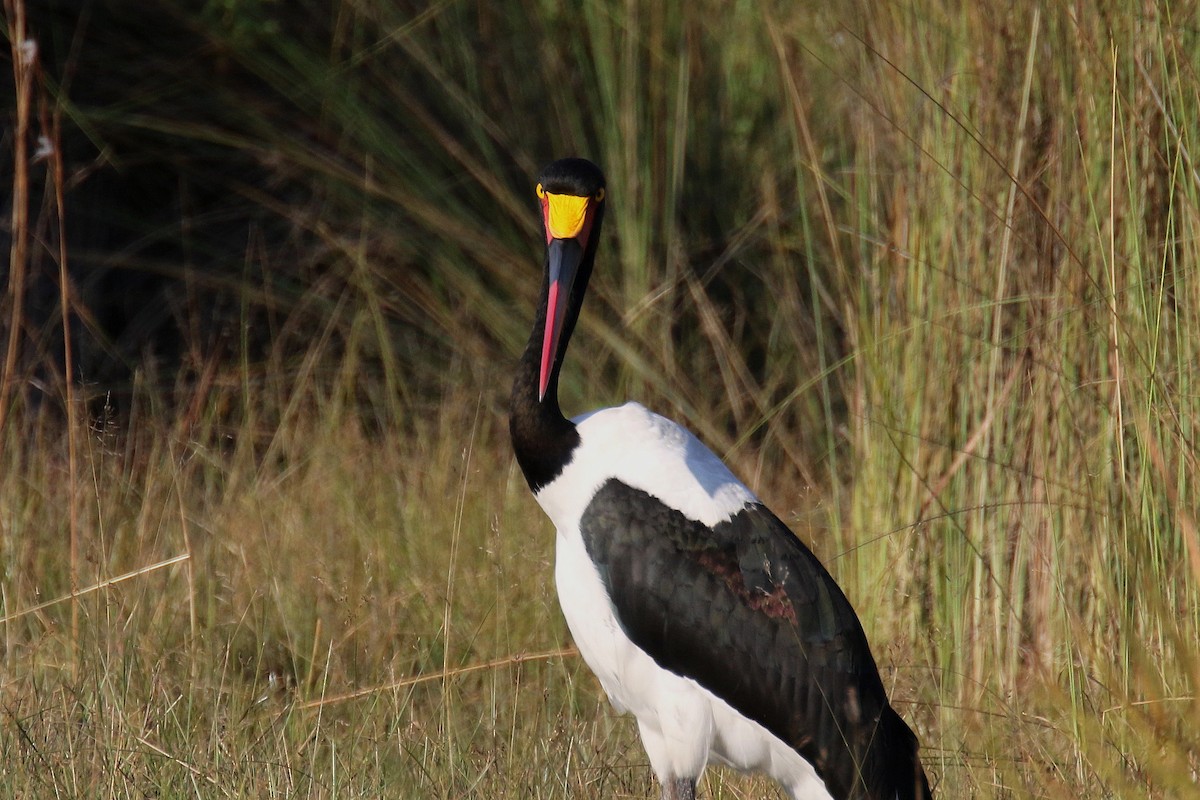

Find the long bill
[[538, 236, 584, 402]]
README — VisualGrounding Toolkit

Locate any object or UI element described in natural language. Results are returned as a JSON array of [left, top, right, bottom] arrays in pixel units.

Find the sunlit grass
[[2, 0, 1198, 797]]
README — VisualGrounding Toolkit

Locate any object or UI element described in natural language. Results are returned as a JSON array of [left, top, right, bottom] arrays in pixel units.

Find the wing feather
[[579, 479, 930, 800]]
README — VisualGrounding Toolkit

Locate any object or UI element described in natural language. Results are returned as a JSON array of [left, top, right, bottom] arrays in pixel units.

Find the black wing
[[579, 479, 930, 800]]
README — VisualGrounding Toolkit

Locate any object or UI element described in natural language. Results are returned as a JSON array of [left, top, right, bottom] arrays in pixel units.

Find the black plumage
[[580, 479, 931, 800]]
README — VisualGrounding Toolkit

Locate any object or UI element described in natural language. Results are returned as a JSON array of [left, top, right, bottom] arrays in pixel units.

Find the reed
[[1, 0, 1195, 796]]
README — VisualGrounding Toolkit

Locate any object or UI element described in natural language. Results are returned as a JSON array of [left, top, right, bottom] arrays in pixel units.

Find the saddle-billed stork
[[510, 158, 932, 800]]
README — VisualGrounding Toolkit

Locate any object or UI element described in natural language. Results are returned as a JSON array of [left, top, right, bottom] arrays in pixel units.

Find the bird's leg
[[661, 777, 697, 800]]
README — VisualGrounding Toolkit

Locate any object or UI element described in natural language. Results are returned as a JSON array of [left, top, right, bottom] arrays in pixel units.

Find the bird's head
[[534, 158, 607, 401]]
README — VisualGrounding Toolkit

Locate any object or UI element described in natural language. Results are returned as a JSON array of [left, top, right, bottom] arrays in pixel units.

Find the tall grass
[[2, 0, 1197, 796]]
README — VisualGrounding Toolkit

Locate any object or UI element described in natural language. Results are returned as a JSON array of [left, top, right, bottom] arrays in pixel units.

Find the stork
[[509, 157, 932, 800]]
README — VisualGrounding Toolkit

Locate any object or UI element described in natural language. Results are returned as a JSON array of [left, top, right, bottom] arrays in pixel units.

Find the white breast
[[535, 402, 831, 799], [536, 401, 755, 528]]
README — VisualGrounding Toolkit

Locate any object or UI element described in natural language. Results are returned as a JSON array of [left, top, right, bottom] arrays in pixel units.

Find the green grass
[[3, 0, 1199, 797]]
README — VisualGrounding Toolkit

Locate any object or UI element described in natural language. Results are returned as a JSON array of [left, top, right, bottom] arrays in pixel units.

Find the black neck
[[509, 244, 597, 493]]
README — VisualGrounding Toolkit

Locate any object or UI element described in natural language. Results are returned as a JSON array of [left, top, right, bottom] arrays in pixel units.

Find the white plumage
[[544, 403, 834, 799]]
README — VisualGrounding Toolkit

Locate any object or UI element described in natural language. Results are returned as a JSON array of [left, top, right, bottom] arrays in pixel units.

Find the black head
[[509, 158, 608, 493], [537, 158, 606, 199], [529, 157, 607, 403]]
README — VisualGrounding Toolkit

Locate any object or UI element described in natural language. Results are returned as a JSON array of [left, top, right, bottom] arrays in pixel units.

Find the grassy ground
[[3, 0, 1199, 797]]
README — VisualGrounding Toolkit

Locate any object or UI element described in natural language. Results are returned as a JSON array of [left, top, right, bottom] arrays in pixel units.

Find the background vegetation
[[2, 0, 1197, 796]]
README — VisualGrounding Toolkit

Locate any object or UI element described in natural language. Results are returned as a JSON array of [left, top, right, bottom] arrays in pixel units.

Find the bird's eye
[[594, 188, 605, 202], [536, 183, 546, 199]]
